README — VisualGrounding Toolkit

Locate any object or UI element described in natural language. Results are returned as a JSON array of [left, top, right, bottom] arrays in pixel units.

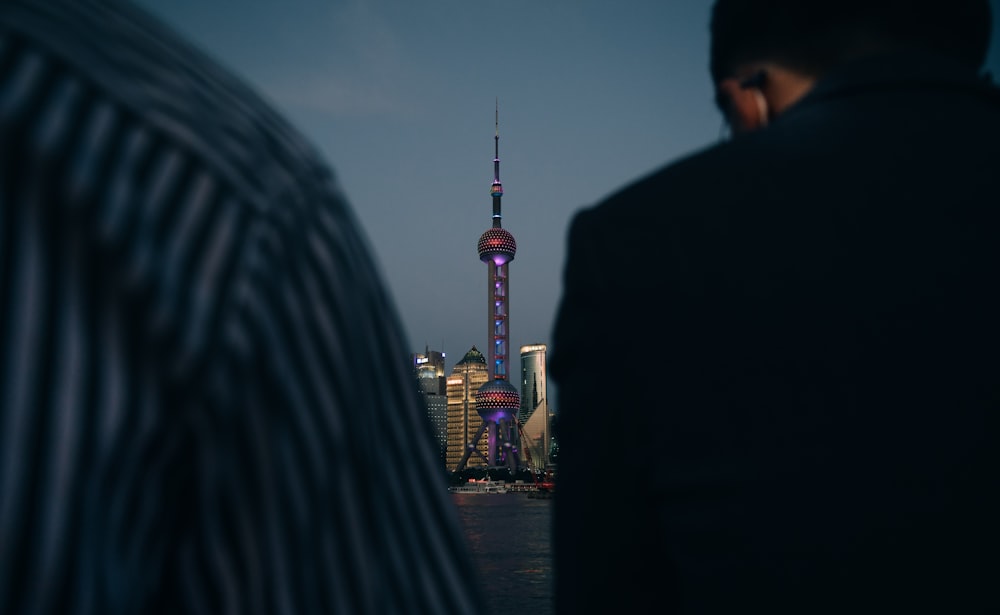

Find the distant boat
[[449, 478, 509, 494], [526, 481, 555, 499]]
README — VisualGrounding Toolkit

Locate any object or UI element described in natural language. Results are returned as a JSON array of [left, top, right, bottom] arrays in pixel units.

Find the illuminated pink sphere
[[478, 228, 516, 264], [475, 378, 520, 422]]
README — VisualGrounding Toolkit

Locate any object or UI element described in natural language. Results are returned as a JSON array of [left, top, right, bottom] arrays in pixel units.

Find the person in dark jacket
[[551, 1, 1000, 613]]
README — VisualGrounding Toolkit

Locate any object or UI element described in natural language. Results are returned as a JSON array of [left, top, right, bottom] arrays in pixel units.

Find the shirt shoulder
[[0, 0, 335, 214]]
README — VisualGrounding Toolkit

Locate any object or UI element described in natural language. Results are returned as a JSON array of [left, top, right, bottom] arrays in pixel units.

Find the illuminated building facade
[[412, 347, 447, 464], [519, 343, 549, 470], [446, 347, 490, 470]]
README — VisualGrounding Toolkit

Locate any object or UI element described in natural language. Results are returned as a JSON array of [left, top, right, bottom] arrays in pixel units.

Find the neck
[[745, 62, 818, 115]]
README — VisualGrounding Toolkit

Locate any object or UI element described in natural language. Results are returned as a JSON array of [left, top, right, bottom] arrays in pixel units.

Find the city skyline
[[134, 0, 1000, 395]]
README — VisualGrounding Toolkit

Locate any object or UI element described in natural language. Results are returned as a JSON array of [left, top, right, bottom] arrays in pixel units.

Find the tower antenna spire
[[490, 98, 503, 226]]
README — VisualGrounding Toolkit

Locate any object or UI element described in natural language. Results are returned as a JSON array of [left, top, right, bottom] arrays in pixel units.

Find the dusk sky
[[134, 0, 1000, 396]]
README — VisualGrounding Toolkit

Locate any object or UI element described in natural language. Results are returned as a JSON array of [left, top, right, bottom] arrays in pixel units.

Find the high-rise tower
[[519, 343, 550, 471], [446, 347, 490, 470], [456, 104, 522, 472], [412, 346, 448, 465]]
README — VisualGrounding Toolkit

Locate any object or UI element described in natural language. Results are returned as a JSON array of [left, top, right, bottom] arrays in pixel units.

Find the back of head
[[710, 0, 992, 81]]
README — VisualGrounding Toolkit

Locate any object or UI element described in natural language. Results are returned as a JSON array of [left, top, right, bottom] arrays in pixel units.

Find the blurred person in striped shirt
[[0, 1, 486, 613]]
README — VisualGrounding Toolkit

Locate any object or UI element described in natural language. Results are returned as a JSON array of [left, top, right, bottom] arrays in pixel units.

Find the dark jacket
[[551, 52, 1000, 614]]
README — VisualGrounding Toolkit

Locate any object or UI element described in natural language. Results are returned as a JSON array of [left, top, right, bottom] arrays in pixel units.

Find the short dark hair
[[709, 0, 992, 82]]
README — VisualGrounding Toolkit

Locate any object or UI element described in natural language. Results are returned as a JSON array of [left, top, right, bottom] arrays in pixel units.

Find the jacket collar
[[784, 51, 1000, 118]]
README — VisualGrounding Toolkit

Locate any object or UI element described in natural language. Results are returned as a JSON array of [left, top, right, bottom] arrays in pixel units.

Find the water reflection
[[452, 493, 553, 615]]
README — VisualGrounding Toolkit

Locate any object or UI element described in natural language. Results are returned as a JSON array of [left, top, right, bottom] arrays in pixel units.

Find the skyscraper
[[411, 347, 447, 464], [446, 347, 490, 470], [519, 343, 550, 471], [455, 104, 522, 472]]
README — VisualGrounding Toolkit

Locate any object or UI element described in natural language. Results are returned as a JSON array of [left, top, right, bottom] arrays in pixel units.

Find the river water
[[452, 492, 554, 615]]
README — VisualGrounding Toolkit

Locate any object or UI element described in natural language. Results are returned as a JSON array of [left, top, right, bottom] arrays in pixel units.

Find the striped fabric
[[0, 1, 485, 614]]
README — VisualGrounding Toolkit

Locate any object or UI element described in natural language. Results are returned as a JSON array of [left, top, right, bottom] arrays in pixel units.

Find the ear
[[717, 78, 768, 134]]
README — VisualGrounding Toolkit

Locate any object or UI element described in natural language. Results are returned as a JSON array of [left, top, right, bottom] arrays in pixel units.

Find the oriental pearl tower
[[456, 103, 522, 472]]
